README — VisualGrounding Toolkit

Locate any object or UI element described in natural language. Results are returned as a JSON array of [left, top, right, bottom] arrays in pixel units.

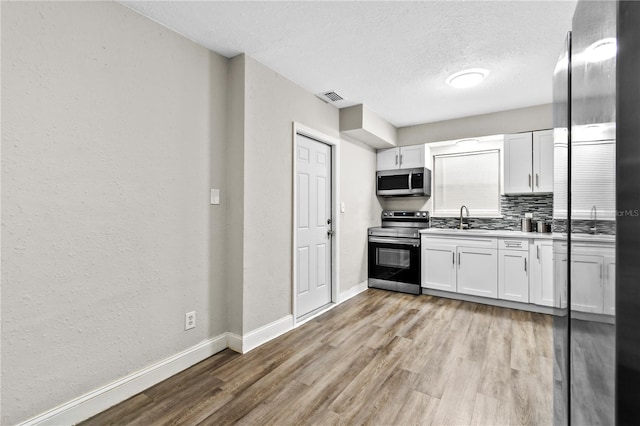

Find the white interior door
[[296, 133, 332, 318]]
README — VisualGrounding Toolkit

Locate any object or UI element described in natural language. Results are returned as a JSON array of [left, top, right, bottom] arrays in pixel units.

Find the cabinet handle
[[458, 252, 461, 267], [528, 174, 532, 188], [452, 252, 455, 265], [536, 173, 539, 188], [600, 264, 603, 280], [400, 154, 403, 166], [395, 154, 398, 165], [537, 245, 540, 260], [524, 258, 527, 272]]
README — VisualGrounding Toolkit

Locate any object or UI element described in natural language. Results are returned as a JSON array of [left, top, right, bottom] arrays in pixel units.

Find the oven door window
[[368, 240, 420, 285], [377, 247, 411, 269]]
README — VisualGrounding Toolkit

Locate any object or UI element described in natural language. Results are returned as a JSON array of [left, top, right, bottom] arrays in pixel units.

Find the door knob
[[327, 230, 335, 238]]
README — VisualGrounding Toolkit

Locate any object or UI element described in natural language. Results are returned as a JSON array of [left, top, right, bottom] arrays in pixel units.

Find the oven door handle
[[369, 237, 420, 246], [408, 171, 413, 191]]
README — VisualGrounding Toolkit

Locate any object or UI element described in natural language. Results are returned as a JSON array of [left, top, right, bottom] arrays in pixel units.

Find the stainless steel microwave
[[376, 167, 431, 197]]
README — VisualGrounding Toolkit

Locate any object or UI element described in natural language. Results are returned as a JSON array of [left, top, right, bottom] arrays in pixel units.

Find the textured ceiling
[[121, 1, 576, 127]]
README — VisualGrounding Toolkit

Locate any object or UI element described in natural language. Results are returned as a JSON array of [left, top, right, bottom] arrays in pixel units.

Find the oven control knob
[[383, 212, 387, 216]]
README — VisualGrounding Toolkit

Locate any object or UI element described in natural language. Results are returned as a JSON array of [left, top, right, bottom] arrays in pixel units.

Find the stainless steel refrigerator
[[553, 1, 640, 424]]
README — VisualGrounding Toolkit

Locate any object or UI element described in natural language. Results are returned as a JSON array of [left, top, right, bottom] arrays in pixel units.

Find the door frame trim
[[292, 122, 340, 326]]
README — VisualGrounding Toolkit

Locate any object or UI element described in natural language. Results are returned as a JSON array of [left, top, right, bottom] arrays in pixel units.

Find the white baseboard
[[241, 315, 294, 354], [338, 280, 368, 303], [19, 334, 228, 426], [226, 315, 295, 354], [19, 295, 359, 424], [226, 332, 243, 353]]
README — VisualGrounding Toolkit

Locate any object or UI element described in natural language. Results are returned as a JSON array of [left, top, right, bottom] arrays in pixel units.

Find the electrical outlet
[[185, 311, 196, 330]]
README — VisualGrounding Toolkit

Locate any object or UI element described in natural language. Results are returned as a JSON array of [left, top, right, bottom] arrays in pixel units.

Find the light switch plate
[[210, 189, 220, 205], [525, 212, 533, 218], [340, 202, 345, 213]]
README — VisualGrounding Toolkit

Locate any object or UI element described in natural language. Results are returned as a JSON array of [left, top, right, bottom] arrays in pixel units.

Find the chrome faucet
[[459, 205, 470, 230], [590, 205, 598, 234]]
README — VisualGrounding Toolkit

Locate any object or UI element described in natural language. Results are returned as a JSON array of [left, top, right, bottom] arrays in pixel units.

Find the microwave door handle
[[408, 171, 412, 191]]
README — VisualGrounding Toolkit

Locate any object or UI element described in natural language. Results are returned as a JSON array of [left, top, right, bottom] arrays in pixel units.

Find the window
[[433, 150, 501, 217], [571, 140, 616, 220]]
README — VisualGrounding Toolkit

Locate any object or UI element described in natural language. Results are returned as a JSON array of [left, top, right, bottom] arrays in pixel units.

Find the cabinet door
[[457, 247, 497, 298], [553, 247, 568, 309], [504, 132, 533, 194], [422, 245, 457, 292], [539, 243, 556, 306], [603, 256, 616, 315], [399, 145, 425, 169], [377, 147, 400, 171], [571, 255, 604, 313], [498, 250, 529, 302], [533, 130, 554, 193]]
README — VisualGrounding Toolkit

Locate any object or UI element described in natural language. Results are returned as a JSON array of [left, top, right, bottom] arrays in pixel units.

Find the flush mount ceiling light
[[446, 68, 489, 88], [585, 38, 617, 62]]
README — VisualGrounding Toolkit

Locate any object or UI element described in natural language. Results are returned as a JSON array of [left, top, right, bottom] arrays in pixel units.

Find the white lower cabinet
[[423, 233, 614, 314], [458, 247, 498, 298], [422, 244, 457, 292], [530, 240, 557, 307], [422, 236, 497, 298], [603, 256, 616, 315], [553, 242, 568, 309], [570, 243, 615, 315], [498, 249, 529, 303], [571, 254, 603, 313]]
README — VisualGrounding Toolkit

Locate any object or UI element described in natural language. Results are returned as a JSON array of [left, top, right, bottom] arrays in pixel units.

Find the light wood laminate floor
[[82, 289, 553, 425]]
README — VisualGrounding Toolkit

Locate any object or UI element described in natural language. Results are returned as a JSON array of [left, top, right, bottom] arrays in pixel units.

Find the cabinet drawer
[[499, 238, 529, 251], [423, 235, 497, 249]]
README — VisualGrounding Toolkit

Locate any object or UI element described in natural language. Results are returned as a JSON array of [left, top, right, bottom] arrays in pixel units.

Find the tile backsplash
[[430, 194, 553, 231], [553, 218, 616, 235]]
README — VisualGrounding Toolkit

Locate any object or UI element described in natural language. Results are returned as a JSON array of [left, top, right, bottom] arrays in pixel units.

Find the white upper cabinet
[[504, 130, 554, 194], [377, 145, 426, 170], [377, 148, 401, 170], [504, 132, 533, 193], [398, 144, 426, 169], [533, 130, 554, 192]]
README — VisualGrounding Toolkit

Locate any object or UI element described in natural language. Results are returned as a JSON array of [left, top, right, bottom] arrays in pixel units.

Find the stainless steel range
[[368, 210, 430, 295]]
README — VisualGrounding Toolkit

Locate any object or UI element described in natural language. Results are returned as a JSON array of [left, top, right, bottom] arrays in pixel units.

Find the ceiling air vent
[[317, 91, 344, 103]]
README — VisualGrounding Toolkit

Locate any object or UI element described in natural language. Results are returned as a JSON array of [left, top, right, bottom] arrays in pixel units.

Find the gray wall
[[398, 104, 553, 145], [226, 55, 245, 336], [241, 56, 340, 331], [2, 2, 398, 423], [339, 139, 383, 291], [385, 104, 553, 213], [1, 2, 229, 423]]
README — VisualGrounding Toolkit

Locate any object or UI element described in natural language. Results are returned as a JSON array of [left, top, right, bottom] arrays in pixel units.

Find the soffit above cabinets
[[119, 1, 577, 127], [340, 104, 397, 149]]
